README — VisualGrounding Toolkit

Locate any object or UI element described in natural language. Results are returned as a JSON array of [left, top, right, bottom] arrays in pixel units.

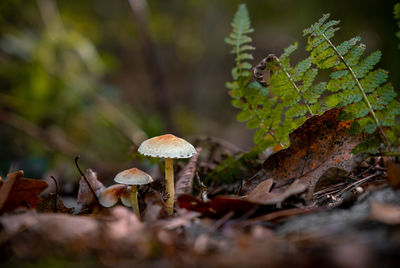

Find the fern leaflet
[[226, 8, 399, 155], [303, 14, 400, 152], [225, 4, 283, 150]]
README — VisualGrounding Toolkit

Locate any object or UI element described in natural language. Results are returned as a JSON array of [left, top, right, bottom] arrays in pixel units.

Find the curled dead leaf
[[77, 169, 105, 209], [244, 109, 363, 195], [175, 147, 202, 199], [0, 171, 48, 213], [177, 194, 276, 218], [247, 179, 307, 205], [385, 159, 400, 190]]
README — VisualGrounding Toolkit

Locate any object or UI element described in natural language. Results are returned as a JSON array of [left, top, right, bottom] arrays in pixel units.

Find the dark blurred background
[[0, 0, 399, 182]]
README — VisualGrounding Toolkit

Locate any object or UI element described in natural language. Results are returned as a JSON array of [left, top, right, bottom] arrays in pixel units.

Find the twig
[[50, 176, 58, 213], [74, 156, 99, 204], [196, 172, 209, 202], [332, 171, 383, 199]]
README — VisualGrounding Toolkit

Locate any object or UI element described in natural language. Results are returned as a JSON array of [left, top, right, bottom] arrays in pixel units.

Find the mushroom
[[138, 134, 197, 214], [99, 184, 131, 208], [113, 168, 153, 218]]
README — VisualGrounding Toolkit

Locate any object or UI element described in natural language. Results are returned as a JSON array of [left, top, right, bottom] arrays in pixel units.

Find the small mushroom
[[99, 184, 133, 208], [113, 168, 153, 219], [138, 134, 197, 214], [99, 184, 127, 207]]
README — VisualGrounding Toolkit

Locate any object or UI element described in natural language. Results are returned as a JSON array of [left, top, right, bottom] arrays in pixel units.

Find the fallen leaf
[[77, 168, 105, 209], [314, 167, 348, 192], [369, 202, 400, 225], [0, 171, 23, 211], [247, 179, 307, 205], [175, 147, 202, 199], [177, 194, 274, 218], [385, 159, 400, 190], [246, 179, 274, 202], [0, 171, 48, 213], [244, 109, 363, 194]]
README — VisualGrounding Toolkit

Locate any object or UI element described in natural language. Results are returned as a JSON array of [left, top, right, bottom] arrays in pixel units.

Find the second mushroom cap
[[138, 134, 197, 159], [114, 168, 153, 185]]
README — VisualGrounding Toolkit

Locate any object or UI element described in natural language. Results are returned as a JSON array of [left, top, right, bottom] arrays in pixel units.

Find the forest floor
[[1, 111, 400, 267]]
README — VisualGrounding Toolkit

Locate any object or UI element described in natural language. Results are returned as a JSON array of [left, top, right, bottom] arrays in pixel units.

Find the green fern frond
[[224, 4, 255, 80], [268, 43, 325, 131], [304, 14, 399, 152], [226, 8, 399, 155], [352, 137, 381, 155], [226, 4, 283, 150]]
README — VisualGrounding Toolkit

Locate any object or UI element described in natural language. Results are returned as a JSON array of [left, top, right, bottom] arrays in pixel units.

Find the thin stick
[[50, 176, 58, 212], [332, 172, 382, 198], [75, 156, 99, 204]]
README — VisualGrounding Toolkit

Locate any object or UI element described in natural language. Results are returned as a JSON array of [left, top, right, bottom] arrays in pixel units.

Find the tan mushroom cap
[[114, 168, 153, 185], [120, 187, 132, 207], [99, 184, 129, 207], [138, 134, 197, 159]]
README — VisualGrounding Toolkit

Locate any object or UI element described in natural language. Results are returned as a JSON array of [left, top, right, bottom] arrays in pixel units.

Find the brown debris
[[0, 171, 48, 213], [177, 194, 273, 218], [385, 159, 400, 190], [77, 169, 105, 210], [175, 147, 202, 199], [244, 109, 364, 194], [247, 179, 307, 205]]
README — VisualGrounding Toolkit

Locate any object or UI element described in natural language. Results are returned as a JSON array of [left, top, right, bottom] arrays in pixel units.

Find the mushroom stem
[[165, 158, 174, 215], [130, 185, 141, 219]]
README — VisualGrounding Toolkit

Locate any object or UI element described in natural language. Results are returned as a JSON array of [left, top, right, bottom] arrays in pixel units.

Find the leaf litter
[[1, 113, 400, 267]]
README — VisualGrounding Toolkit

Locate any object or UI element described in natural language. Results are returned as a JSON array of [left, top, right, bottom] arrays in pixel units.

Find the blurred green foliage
[[395, 2, 400, 47]]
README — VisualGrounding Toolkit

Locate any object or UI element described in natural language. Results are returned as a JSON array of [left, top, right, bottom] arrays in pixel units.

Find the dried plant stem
[[319, 30, 391, 149], [75, 156, 99, 204]]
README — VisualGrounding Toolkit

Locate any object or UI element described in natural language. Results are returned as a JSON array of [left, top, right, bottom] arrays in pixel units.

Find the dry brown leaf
[[385, 159, 400, 190], [246, 179, 274, 202], [0, 171, 23, 211], [369, 202, 400, 225], [177, 194, 275, 218], [77, 168, 105, 209], [0, 171, 48, 213], [244, 108, 363, 194], [175, 147, 202, 199], [247, 179, 307, 205]]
